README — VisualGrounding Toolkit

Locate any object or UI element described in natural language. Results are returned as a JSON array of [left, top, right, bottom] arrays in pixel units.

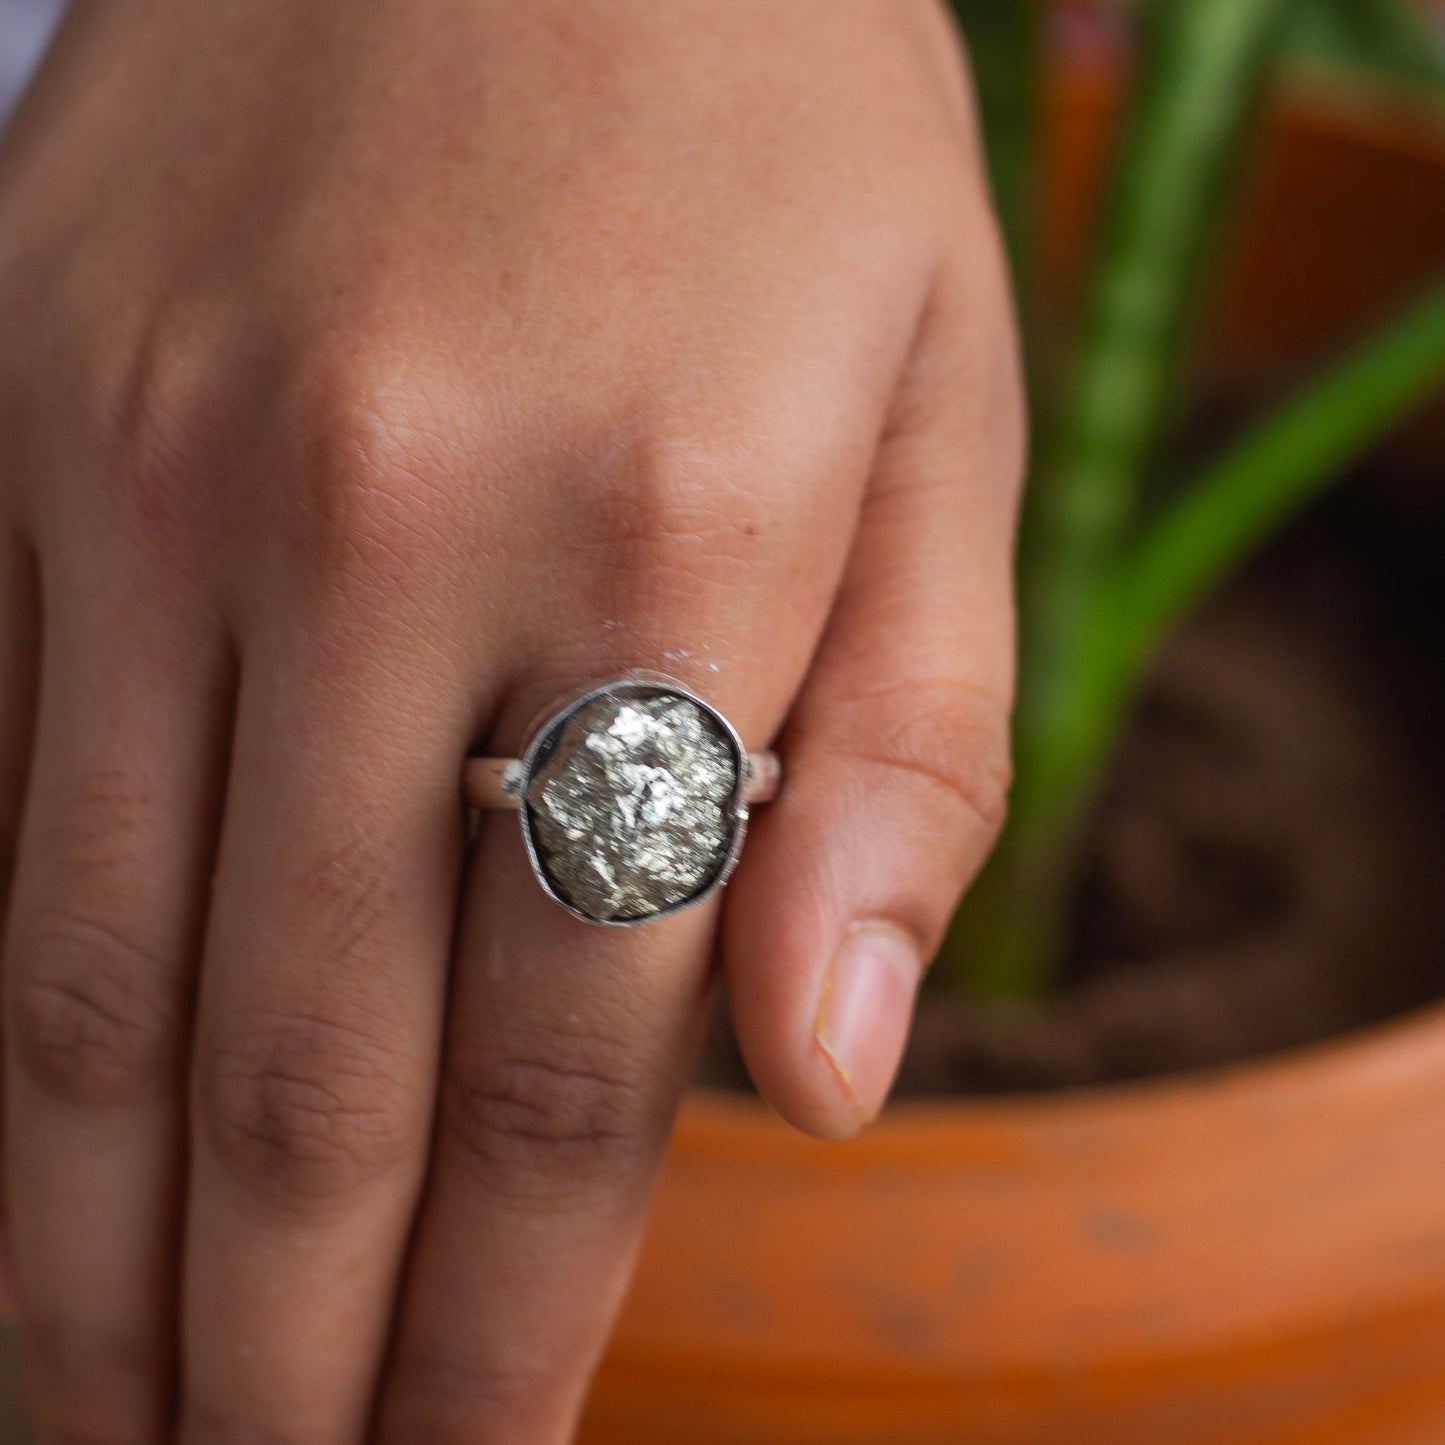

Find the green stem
[[941, 0, 1295, 998]]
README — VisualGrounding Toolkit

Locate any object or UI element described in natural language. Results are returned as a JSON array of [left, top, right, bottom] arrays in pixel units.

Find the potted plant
[[581, 3, 1445, 1442]]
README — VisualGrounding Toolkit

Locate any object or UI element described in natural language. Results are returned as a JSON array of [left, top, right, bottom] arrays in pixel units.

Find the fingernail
[[815, 923, 922, 1126]]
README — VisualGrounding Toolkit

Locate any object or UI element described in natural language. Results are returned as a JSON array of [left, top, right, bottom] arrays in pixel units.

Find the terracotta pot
[[584, 1006, 1445, 1445], [581, 61, 1445, 1445]]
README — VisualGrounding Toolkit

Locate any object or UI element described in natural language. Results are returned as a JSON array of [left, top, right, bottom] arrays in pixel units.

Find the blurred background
[[0, 0, 61, 131], [2, 0, 1445, 1440]]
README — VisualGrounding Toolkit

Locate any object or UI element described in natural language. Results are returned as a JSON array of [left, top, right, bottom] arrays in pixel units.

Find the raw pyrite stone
[[523, 687, 740, 921]]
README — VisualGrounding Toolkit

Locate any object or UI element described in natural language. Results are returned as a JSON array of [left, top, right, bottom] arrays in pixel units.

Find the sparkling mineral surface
[[523, 687, 739, 921]]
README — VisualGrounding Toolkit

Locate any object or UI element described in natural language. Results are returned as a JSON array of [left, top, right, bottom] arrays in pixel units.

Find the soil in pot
[[702, 462, 1445, 1096]]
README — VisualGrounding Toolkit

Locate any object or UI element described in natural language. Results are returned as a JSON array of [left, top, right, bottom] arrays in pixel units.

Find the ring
[[463, 671, 781, 926]]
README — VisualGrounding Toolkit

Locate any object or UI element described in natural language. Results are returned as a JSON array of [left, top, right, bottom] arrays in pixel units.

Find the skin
[[0, 0, 1023, 1441]]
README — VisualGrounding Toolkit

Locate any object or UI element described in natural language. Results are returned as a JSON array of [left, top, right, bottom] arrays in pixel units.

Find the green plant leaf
[[1108, 0, 1445, 91], [945, 0, 1298, 999], [1103, 275, 1445, 700], [947, 274, 1445, 1001], [1020, 0, 1294, 770]]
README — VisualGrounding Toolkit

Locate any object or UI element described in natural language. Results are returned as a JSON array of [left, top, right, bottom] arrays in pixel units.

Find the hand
[[0, 0, 1022, 1439]]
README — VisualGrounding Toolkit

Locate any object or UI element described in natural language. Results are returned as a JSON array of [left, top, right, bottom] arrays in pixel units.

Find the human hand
[[0, 0, 1022, 1439]]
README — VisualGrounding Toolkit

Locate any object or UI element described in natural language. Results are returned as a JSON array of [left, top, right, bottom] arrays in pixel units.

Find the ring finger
[[374, 452, 861, 1444]]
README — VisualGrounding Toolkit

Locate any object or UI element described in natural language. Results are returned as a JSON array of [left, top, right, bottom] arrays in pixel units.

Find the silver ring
[[463, 671, 781, 926]]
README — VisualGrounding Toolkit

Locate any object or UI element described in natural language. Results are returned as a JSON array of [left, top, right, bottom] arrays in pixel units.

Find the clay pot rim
[[684, 996, 1445, 1152]]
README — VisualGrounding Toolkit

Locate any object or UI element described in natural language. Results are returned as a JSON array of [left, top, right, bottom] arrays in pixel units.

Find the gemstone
[[522, 685, 741, 922]]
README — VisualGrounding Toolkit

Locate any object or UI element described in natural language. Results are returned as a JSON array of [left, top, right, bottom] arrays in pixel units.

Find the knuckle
[[833, 679, 1013, 843], [199, 1006, 419, 1207], [6, 768, 183, 1106], [102, 331, 222, 556], [11, 907, 180, 1107], [31, 767, 157, 885], [572, 420, 775, 601], [440, 1022, 655, 1194], [282, 337, 466, 597]]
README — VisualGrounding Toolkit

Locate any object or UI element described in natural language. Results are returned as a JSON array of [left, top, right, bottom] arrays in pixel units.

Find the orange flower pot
[[582, 53, 1445, 1445], [585, 1007, 1445, 1445]]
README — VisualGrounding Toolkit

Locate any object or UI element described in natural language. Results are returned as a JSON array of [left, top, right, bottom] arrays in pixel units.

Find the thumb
[[720, 249, 1024, 1137]]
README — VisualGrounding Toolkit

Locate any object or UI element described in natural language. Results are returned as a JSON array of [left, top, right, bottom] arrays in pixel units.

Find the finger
[[374, 431, 875, 1442], [1, 550, 230, 1439], [383, 823, 721, 1443], [722, 248, 1025, 1137], [177, 606, 482, 1445], [0, 531, 40, 1319]]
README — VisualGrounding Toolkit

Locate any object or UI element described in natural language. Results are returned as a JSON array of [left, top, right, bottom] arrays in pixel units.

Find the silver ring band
[[463, 749, 781, 810]]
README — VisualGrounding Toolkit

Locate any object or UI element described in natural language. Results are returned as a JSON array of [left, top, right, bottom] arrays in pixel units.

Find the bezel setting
[[512, 672, 751, 927]]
